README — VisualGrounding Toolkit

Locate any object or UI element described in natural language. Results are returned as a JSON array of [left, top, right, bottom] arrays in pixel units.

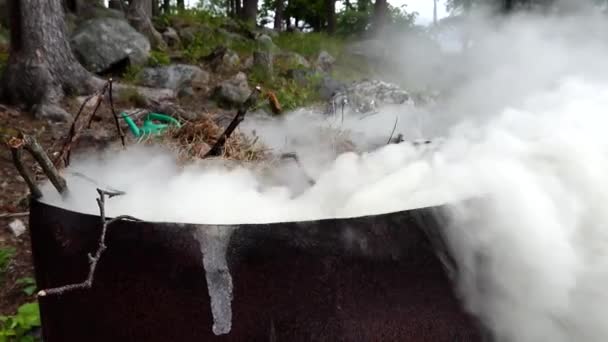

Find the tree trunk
[[372, 0, 387, 34], [235, 0, 242, 17], [1, 0, 97, 120], [325, 0, 336, 35], [274, 0, 284, 31], [152, 0, 160, 16], [162, 0, 170, 13], [128, 0, 167, 50], [240, 0, 258, 25], [177, 0, 184, 10]]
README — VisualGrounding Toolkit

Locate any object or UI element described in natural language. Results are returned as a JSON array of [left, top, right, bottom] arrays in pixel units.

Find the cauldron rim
[[32, 197, 449, 227]]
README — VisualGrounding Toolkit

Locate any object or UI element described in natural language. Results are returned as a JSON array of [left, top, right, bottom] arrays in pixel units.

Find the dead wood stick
[[108, 79, 126, 148], [387, 116, 399, 145], [56, 82, 110, 167], [10, 147, 42, 199], [38, 189, 140, 297], [9, 134, 67, 197], [204, 87, 261, 158], [0, 212, 29, 219], [22, 135, 67, 195], [280, 153, 315, 186]]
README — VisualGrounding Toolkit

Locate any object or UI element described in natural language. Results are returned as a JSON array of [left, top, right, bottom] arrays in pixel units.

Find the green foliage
[[0, 302, 41, 342], [336, 1, 417, 37], [249, 67, 323, 112], [274, 32, 344, 58], [15, 278, 36, 297], [0, 247, 15, 284], [119, 87, 147, 107], [148, 50, 171, 67], [122, 64, 144, 84]]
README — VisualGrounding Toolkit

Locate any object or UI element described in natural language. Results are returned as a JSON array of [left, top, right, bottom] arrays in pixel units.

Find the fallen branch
[[386, 116, 399, 145], [56, 81, 110, 167], [8, 134, 67, 197], [108, 79, 126, 148], [204, 86, 262, 158], [38, 189, 140, 297], [280, 153, 315, 186], [0, 212, 29, 219]]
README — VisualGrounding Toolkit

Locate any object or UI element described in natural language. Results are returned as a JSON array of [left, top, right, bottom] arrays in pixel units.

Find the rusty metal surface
[[29, 199, 482, 341]]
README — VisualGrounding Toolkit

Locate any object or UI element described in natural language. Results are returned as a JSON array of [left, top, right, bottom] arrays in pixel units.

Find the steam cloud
[[41, 7, 608, 341]]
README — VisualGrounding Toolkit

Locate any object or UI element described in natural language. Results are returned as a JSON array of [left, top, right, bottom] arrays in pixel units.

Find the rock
[[274, 52, 310, 69], [216, 28, 249, 43], [256, 34, 277, 52], [286, 69, 316, 87], [242, 56, 254, 70], [162, 27, 181, 48], [71, 17, 150, 74], [206, 47, 240, 74], [253, 51, 273, 79], [139, 64, 209, 94], [330, 79, 414, 114], [315, 50, 336, 73], [177, 26, 200, 46], [213, 72, 251, 108], [8, 219, 26, 237], [318, 76, 346, 101], [79, 6, 127, 21], [32, 104, 72, 122]]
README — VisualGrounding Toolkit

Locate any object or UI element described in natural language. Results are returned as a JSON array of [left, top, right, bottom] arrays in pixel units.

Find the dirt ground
[[0, 108, 60, 315]]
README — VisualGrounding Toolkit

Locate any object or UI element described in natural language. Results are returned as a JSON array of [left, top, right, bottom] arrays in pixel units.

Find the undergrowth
[[0, 247, 15, 285], [0, 302, 41, 342]]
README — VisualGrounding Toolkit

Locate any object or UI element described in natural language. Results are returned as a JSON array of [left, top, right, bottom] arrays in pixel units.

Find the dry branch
[[0, 212, 29, 219], [108, 79, 126, 148], [8, 134, 67, 198], [38, 189, 140, 297], [204, 87, 261, 158]]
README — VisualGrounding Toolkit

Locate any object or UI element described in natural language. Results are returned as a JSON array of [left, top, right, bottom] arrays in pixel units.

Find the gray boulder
[[274, 52, 310, 69], [207, 47, 240, 74], [213, 72, 251, 108], [253, 51, 273, 79], [71, 17, 150, 73], [330, 80, 414, 114], [139, 64, 209, 94], [256, 34, 277, 52], [315, 50, 336, 73], [318, 76, 346, 101], [162, 27, 182, 48]]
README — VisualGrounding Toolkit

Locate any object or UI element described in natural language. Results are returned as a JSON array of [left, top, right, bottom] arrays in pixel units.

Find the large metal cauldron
[[29, 199, 482, 341]]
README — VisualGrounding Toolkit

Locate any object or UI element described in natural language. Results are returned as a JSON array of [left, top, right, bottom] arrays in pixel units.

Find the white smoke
[[39, 8, 608, 342]]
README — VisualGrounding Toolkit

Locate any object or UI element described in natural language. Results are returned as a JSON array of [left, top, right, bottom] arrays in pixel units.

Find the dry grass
[[141, 114, 271, 164]]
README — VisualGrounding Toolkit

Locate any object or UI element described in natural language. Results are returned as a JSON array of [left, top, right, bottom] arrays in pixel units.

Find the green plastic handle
[[147, 113, 182, 128]]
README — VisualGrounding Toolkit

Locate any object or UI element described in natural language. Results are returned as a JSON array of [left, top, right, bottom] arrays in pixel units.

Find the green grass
[[147, 50, 171, 67], [0, 302, 41, 342], [273, 32, 345, 58], [0, 247, 15, 285]]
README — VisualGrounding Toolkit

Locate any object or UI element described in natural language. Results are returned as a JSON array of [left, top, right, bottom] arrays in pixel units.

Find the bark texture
[[372, 0, 388, 35], [273, 0, 284, 31], [241, 0, 258, 25], [325, 0, 336, 35], [128, 0, 167, 50], [1, 0, 97, 120]]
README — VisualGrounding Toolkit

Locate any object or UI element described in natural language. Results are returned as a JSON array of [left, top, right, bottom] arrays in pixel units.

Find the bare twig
[[108, 79, 126, 148], [38, 189, 140, 297], [387, 116, 399, 145], [56, 81, 110, 167], [280, 152, 315, 186], [0, 212, 29, 219], [204, 87, 262, 158]]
